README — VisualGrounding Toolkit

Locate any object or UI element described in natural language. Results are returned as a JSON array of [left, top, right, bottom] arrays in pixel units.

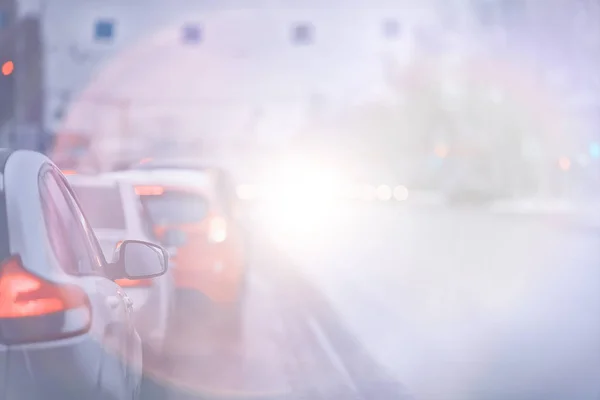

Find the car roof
[[103, 169, 215, 194], [66, 174, 123, 188], [128, 158, 227, 172], [67, 174, 147, 236]]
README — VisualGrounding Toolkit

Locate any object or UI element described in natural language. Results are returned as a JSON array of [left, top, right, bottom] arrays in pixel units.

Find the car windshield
[[139, 190, 208, 225], [71, 185, 127, 230]]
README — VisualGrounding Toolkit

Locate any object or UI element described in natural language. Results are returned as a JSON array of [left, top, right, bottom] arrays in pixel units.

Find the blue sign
[[383, 19, 400, 39], [94, 20, 115, 41], [0, 10, 8, 29], [182, 24, 202, 44], [292, 23, 313, 45]]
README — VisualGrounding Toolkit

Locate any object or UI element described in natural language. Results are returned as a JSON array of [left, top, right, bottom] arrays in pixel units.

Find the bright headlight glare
[[236, 184, 259, 200], [360, 185, 376, 201], [376, 185, 392, 200], [394, 185, 409, 201], [254, 159, 347, 232]]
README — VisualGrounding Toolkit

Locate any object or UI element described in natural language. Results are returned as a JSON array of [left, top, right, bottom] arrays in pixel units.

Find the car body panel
[[6, 335, 105, 400], [0, 150, 142, 399]]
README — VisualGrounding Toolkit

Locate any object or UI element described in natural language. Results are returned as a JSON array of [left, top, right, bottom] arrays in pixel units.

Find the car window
[[140, 190, 209, 225], [71, 185, 127, 230], [137, 199, 158, 241], [58, 174, 107, 270], [40, 170, 92, 274]]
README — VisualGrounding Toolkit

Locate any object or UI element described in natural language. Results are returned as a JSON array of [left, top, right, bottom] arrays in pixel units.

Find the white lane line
[[306, 316, 359, 393]]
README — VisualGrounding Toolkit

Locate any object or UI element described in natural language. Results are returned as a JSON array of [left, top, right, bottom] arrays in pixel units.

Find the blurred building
[[29, 0, 447, 169], [0, 0, 17, 144], [0, 0, 45, 150]]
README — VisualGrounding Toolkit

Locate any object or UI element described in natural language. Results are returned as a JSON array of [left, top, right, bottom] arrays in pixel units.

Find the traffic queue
[[0, 149, 247, 400]]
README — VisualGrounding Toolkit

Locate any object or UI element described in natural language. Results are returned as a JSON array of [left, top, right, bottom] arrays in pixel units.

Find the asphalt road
[[139, 219, 411, 400], [266, 204, 600, 400], [140, 203, 600, 400]]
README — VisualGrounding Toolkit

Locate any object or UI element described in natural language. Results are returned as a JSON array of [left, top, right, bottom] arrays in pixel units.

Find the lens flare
[[394, 185, 409, 201], [376, 185, 392, 201]]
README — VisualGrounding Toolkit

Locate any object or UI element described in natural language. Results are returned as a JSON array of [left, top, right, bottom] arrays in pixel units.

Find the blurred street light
[[589, 142, 600, 158], [394, 185, 409, 201], [558, 156, 571, 171], [376, 185, 392, 200]]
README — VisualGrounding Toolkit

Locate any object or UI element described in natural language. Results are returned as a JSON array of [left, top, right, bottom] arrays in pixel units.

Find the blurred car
[[66, 173, 176, 355], [0, 149, 168, 400], [104, 164, 248, 328], [442, 156, 503, 206]]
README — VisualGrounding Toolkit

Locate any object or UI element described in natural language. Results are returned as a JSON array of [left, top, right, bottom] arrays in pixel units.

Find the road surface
[[266, 203, 600, 400], [140, 216, 411, 400], [141, 203, 600, 400]]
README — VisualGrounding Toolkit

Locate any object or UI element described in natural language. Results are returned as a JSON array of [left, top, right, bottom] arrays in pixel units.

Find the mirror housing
[[162, 229, 188, 248], [109, 240, 168, 280]]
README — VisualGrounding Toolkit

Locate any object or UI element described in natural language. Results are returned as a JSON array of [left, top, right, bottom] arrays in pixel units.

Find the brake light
[[208, 216, 227, 243], [115, 278, 153, 288], [135, 186, 164, 196], [0, 256, 89, 319], [115, 240, 123, 250], [61, 170, 77, 175], [0, 255, 91, 344]]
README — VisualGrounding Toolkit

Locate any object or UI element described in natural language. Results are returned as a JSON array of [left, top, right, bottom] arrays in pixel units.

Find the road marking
[[306, 315, 359, 393]]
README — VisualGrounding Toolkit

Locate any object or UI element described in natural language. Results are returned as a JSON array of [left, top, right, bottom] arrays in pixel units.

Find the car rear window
[[139, 190, 208, 225], [71, 185, 127, 230]]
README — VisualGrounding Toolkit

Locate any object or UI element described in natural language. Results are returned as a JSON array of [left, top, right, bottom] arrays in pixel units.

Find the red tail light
[[208, 216, 227, 243], [0, 256, 91, 344], [0, 256, 89, 319], [115, 278, 153, 288], [135, 186, 164, 196]]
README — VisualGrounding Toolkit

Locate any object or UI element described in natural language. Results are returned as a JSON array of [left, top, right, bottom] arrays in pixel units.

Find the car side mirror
[[162, 229, 187, 247], [111, 240, 168, 280]]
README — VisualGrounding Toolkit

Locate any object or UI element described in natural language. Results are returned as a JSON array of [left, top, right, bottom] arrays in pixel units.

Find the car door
[[39, 167, 140, 389], [59, 171, 142, 380]]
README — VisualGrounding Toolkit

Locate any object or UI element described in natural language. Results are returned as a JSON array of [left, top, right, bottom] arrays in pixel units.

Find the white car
[[0, 148, 168, 400], [67, 173, 176, 355]]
